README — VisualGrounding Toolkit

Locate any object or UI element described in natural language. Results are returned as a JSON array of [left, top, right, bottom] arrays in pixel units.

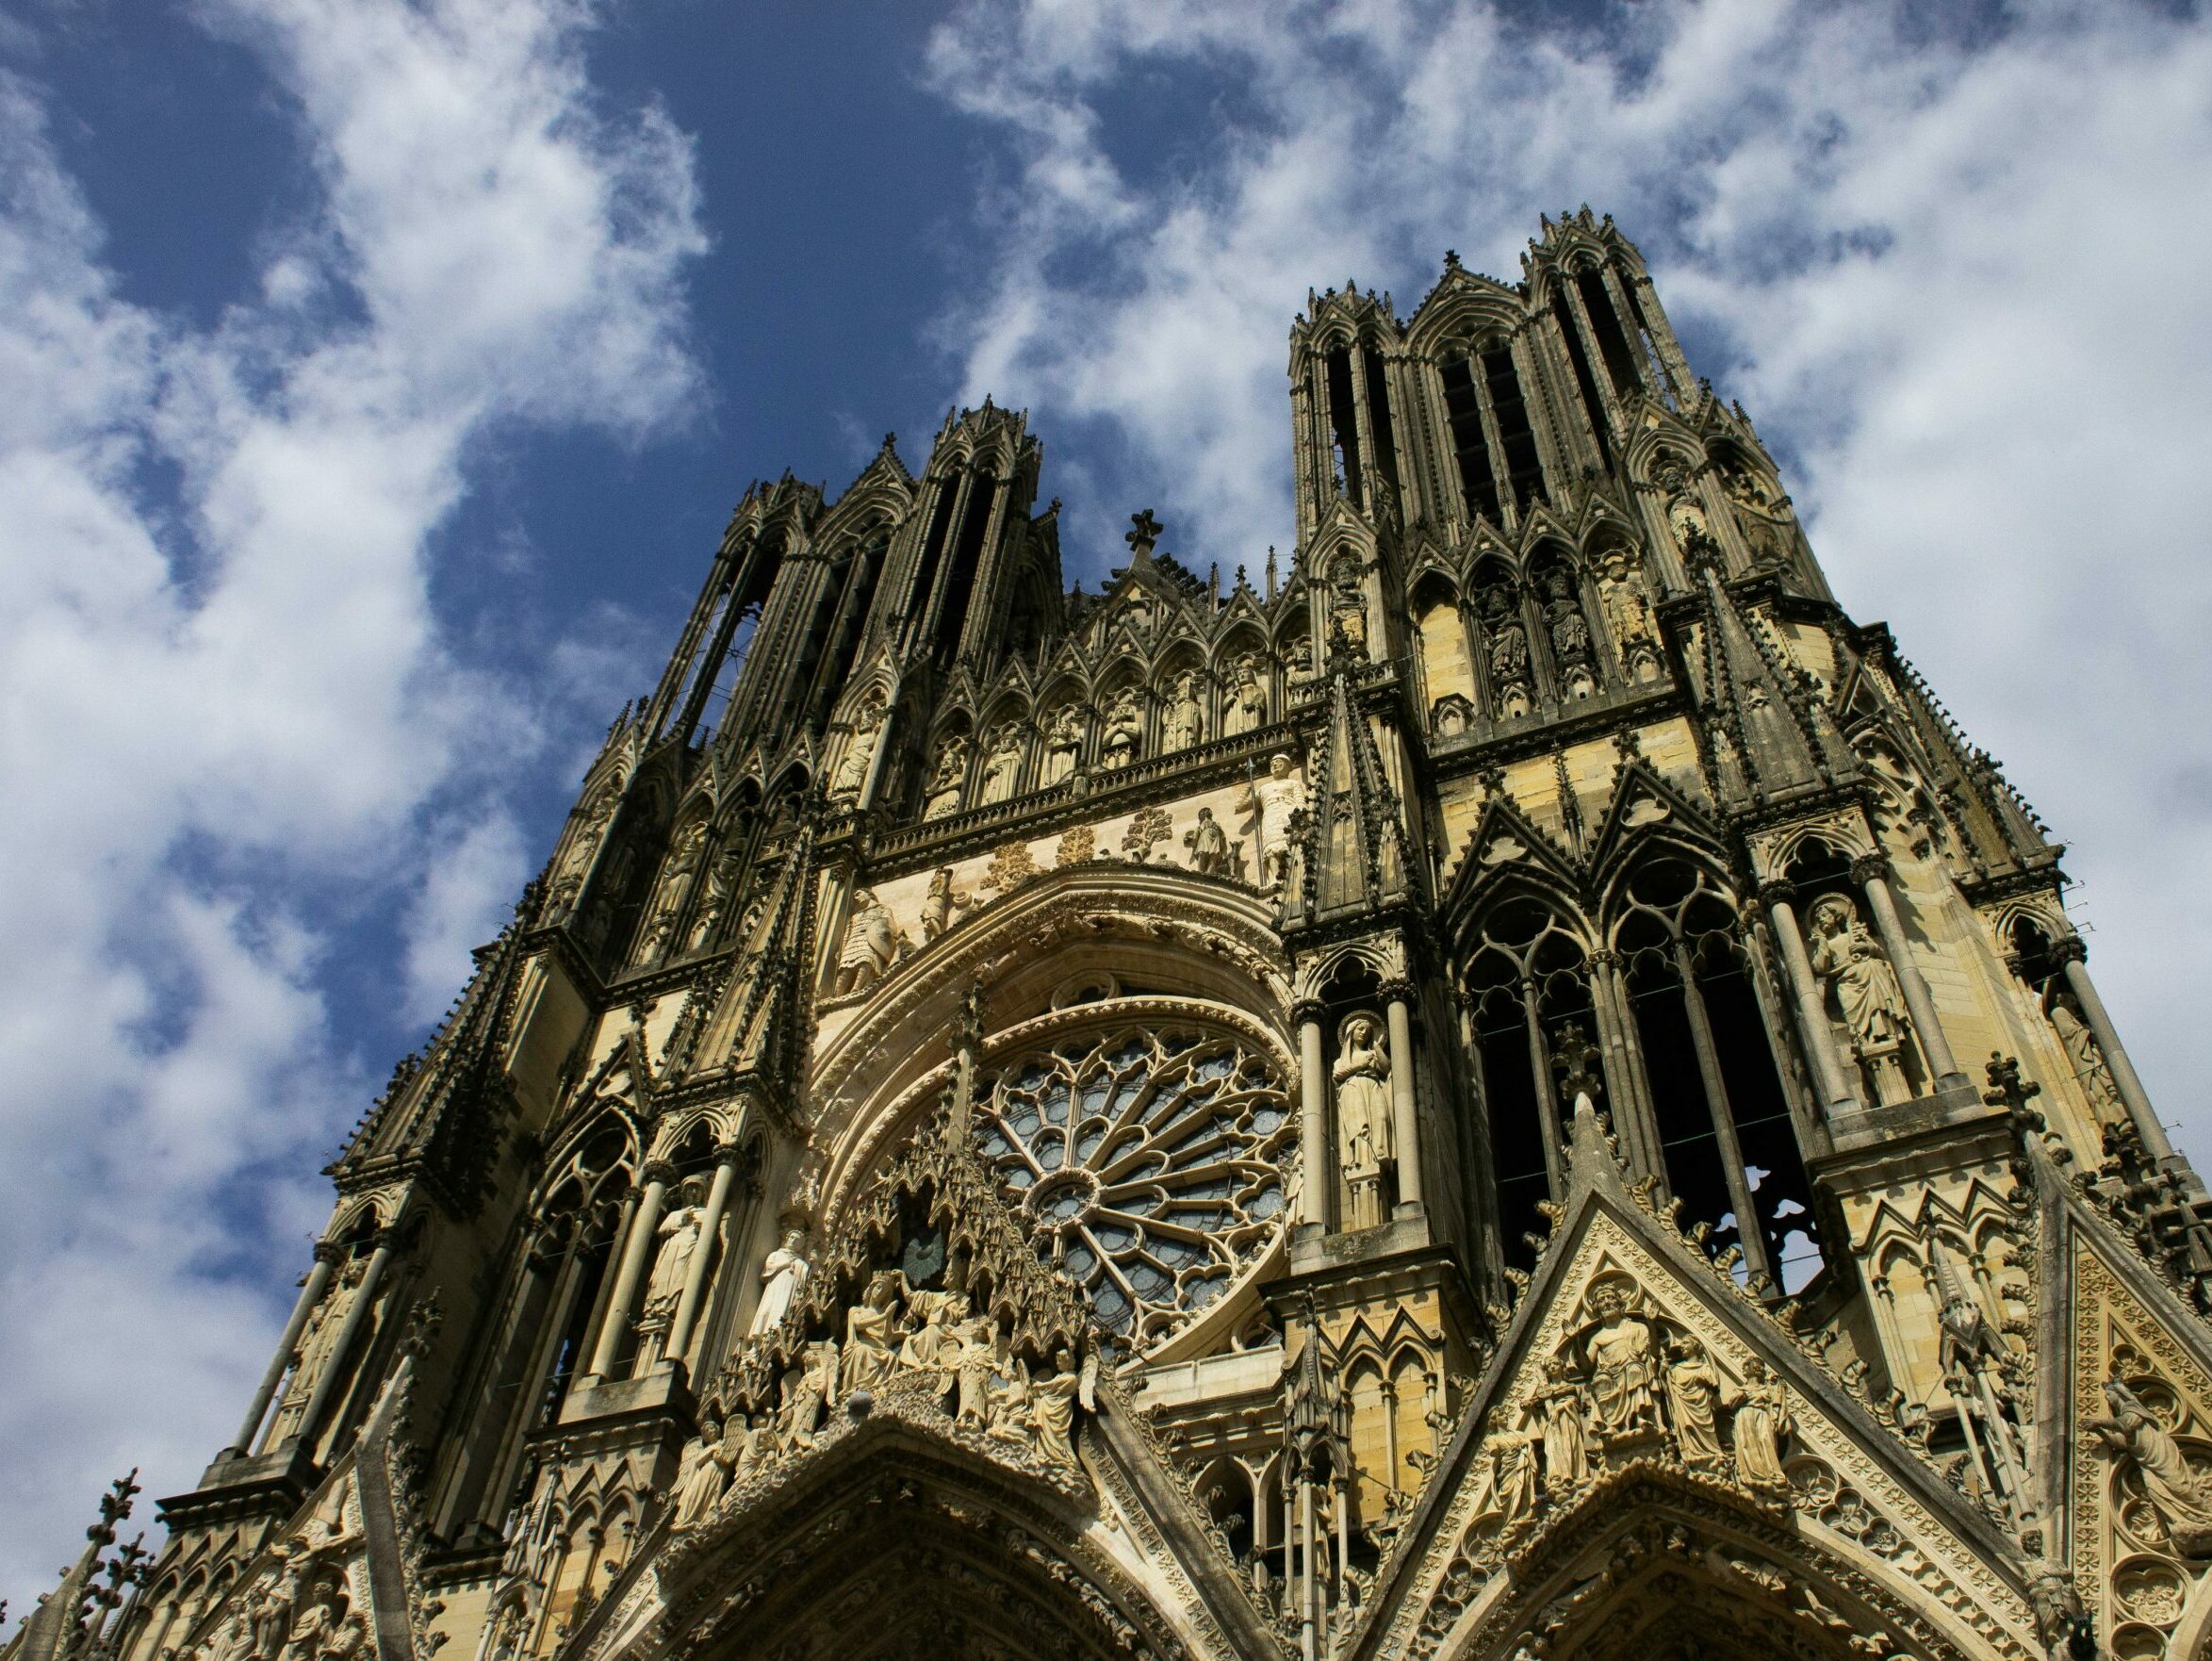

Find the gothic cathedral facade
[[22, 211, 2212, 1661]]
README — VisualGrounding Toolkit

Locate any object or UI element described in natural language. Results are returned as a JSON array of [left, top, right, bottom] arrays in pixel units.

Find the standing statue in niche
[[2050, 994, 2124, 1125], [833, 889, 900, 996], [268, 1258, 366, 1446], [922, 735, 969, 821], [1334, 1012, 1394, 1228], [642, 1197, 705, 1327], [1481, 588, 1532, 717], [549, 784, 619, 916], [1237, 754, 1308, 895], [979, 723, 1026, 804], [747, 1229, 810, 1336], [1722, 462, 1796, 569], [1029, 1346, 1094, 1471], [1329, 572, 1369, 658], [1183, 806, 1230, 876], [1581, 1275, 1663, 1441], [1042, 704, 1086, 784], [1225, 655, 1270, 734], [1597, 551, 1661, 682], [637, 820, 706, 961], [1163, 671, 1205, 751], [2089, 1378, 2212, 1555], [685, 849, 741, 951], [829, 697, 886, 801], [1542, 568, 1596, 699], [1807, 893, 1910, 1104], [1732, 1358, 1792, 1488], [1102, 689, 1142, 769]]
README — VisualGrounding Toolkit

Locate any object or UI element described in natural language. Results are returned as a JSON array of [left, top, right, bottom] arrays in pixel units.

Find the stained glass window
[[973, 1025, 1291, 1348]]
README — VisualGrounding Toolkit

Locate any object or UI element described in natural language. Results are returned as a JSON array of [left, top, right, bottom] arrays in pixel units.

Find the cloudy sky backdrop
[[3, 0, 2209, 1602]]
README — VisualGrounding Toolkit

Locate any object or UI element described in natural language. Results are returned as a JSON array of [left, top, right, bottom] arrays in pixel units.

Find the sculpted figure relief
[[921, 867, 968, 942], [748, 1229, 810, 1336], [979, 723, 1026, 804], [1224, 655, 1270, 734], [1238, 754, 1307, 895], [922, 735, 969, 821], [2050, 995, 2124, 1124], [1330, 572, 1369, 658], [833, 888, 901, 996], [671, 1412, 738, 1530], [1183, 806, 1230, 876], [1808, 894, 1909, 1102], [1530, 1355, 1589, 1488], [636, 819, 705, 959], [549, 782, 618, 914], [1029, 1346, 1092, 1471], [1664, 1336, 1727, 1471], [1102, 688, 1142, 769], [2090, 1378, 2212, 1555], [268, 1259, 366, 1446], [1733, 1358, 1792, 1488], [1481, 588, 1532, 717], [642, 1199, 705, 1325], [1043, 703, 1086, 784], [829, 696, 886, 800], [839, 1270, 905, 1398], [1597, 551, 1660, 682], [1581, 1274, 1663, 1439], [1333, 1013, 1394, 1228], [1163, 670, 1204, 751], [779, 1339, 837, 1449]]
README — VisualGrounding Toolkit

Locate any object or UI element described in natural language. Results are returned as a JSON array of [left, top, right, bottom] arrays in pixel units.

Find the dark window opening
[[1482, 345, 1545, 515], [1441, 355, 1502, 526], [1705, 957, 1823, 1291], [1627, 965, 1751, 1265], [806, 544, 880, 732], [1477, 1001, 1548, 1275], [902, 480, 960, 651], [1325, 348, 1364, 508], [1361, 345, 1399, 506], [933, 476, 997, 665], [1575, 268, 1642, 399], [1551, 293, 1614, 467], [535, 1244, 609, 1429], [1620, 278, 1675, 409], [696, 606, 758, 748]]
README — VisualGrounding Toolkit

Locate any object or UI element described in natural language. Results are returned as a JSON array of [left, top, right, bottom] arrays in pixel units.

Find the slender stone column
[[1762, 884, 1859, 1116], [1297, 1004, 1332, 1230], [1382, 985, 1422, 1209], [664, 1147, 741, 1368], [293, 1234, 395, 1456], [2059, 945, 2174, 1161], [1586, 952, 1657, 1183], [587, 1166, 670, 1379], [231, 1245, 337, 1456], [1523, 982, 1565, 1196], [1674, 942, 1774, 1288], [1854, 855, 1964, 1086]]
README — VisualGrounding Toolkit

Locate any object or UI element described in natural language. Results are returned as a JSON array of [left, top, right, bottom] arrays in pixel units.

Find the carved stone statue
[[248, 1561, 296, 1661], [2051, 995, 2123, 1124], [779, 1339, 836, 1448], [1334, 1013, 1394, 1228], [1102, 689, 1142, 769], [1481, 588, 1532, 717], [897, 1289, 967, 1374], [1663, 1336, 1726, 1471], [637, 819, 705, 960], [1029, 1346, 1091, 1471], [834, 889, 899, 996], [1543, 569, 1596, 699], [829, 697, 886, 800], [269, 1259, 365, 1446], [1224, 655, 1269, 734], [280, 1599, 333, 1661], [922, 736, 969, 820], [1530, 1355, 1588, 1488], [1163, 671, 1204, 751], [319, 1616, 367, 1661], [839, 1270, 905, 1398], [1808, 893, 1909, 1102], [1329, 573, 1369, 658], [2090, 1378, 2212, 1555], [921, 867, 967, 942], [987, 1356, 1034, 1443], [748, 1229, 810, 1336], [1043, 704, 1085, 784], [979, 723, 1026, 804], [1733, 1358, 1791, 1488], [671, 1413, 736, 1530], [1581, 1275, 1663, 1439], [685, 850, 740, 950], [1597, 551, 1659, 682], [956, 1315, 997, 1426], [549, 783, 618, 914], [642, 1200, 704, 1324], [1487, 1431, 1539, 1530], [1184, 807, 1229, 875], [1238, 754, 1307, 894]]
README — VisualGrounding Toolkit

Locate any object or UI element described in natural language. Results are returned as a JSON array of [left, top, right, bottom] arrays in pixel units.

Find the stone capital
[[641, 1160, 680, 1190], [1755, 879, 1797, 909], [1290, 999, 1328, 1029], [1849, 851, 1892, 885]]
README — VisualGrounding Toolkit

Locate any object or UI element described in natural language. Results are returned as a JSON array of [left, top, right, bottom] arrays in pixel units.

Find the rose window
[[973, 1025, 1291, 1347]]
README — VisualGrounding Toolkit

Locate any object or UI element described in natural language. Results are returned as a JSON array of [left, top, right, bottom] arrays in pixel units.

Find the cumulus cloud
[[921, 0, 2212, 1144], [0, 0, 702, 1600]]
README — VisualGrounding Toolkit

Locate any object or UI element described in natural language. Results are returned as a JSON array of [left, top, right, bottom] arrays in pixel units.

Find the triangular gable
[[1584, 754, 1725, 888], [1441, 788, 1582, 915], [1354, 1100, 2040, 1661]]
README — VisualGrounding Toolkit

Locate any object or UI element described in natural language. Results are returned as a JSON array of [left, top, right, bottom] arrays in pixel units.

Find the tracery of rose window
[[972, 1023, 1291, 1349]]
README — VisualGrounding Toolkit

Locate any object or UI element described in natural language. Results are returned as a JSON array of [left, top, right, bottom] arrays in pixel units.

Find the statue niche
[[1806, 893, 1913, 1106], [1333, 1011, 1394, 1229]]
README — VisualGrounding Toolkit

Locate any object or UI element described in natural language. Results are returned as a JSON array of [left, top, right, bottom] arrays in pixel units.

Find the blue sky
[[4, 0, 2212, 1599]]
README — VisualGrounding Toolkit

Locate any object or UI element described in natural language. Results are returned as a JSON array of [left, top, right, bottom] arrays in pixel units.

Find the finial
[[1444, 248, 1461, 271], [1125, 509, 1163, 558]]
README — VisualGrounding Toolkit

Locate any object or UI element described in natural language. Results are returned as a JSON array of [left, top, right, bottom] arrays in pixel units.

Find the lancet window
[[972, 1022, 1291, 1349], [1437, 334, 1548, 527]]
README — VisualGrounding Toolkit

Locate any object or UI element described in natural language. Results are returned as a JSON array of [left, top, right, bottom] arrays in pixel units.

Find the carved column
[[1585, 950, 1659, 1185], [1381, 982, 1421, 1210], [587, 1165, 671, 1379], [1673, 941, 1775, 1289], [1296, 1002, 1332, 1230], [231, 1244, 338, 1457], [1854, 854, 1964, 1086], [292, 1230, 395, 1457], [664, 1146, 741, 1369], [1761, 883, 1858, 1117], [2058, 941, 2174, 1161], [1523, 980, 1565, 1197]]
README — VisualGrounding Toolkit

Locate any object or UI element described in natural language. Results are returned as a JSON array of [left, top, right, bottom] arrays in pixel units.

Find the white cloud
[[922, 0, 2212, 1147], [0, 0, 702, 1602]]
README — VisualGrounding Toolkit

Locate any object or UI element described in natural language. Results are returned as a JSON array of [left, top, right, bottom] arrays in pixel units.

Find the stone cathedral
[[22, 210, 2212, 1661]]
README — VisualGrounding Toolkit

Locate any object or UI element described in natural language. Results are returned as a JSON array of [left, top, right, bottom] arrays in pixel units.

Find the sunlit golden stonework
[[23, 210, 2212, 1661]]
